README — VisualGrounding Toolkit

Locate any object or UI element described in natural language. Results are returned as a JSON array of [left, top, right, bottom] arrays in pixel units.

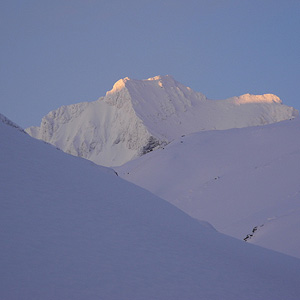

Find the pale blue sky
[[1, 0, 300, 128]]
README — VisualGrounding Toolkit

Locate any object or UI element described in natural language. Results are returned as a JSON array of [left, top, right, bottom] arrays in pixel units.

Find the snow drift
[[1, 113, 300, 299], [116, 118, 300, 258], [26, 75, 298, 166]]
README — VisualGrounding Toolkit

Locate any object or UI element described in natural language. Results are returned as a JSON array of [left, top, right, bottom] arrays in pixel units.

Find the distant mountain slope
[[2, 113, 300, 300], [116, 118, 300, 258], [0, 113, 24, 131], [26, 75, 298, 166]]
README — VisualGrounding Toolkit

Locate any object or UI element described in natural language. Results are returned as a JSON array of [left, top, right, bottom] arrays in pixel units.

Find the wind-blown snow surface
[[116, 118, 300, 258], [26, 75, 298, 166], [1, 114, 300, 299]]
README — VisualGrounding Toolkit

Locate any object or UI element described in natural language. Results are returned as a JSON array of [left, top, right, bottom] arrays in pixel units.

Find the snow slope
[[26, 75, 298, 166], [2, 113, 300, 299], [116, 118, 300, 258]]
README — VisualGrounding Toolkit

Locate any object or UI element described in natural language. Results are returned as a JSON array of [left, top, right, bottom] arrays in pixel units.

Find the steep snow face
[[2, 113, 300, 300], [116, 118, 300, 258], [26, 97, 152, 167], [26, 75, 298, 166]]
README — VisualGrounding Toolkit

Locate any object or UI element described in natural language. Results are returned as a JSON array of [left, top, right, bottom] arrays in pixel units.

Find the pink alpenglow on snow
[[26, 75, 298, 167]]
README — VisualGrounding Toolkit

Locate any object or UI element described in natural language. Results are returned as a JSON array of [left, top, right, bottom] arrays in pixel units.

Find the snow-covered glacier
[[26, 75, 298, 166]]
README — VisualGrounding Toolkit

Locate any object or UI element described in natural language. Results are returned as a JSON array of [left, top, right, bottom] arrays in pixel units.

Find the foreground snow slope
[[26, 75, 298, 166], [1, 113, 300, 299], [117, 118, 300, 258]]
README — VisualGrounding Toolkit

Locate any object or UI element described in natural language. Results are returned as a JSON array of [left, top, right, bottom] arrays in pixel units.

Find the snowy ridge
[[0, 113, 24, 132], [26, 75, 298, 166], [2, 113, 300, 299], [116, 118, 300, 258]]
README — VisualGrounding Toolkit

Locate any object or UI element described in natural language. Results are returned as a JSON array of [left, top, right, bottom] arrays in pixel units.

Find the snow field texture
[[117, 118, 300, 258], [1, 114, 300, 299]]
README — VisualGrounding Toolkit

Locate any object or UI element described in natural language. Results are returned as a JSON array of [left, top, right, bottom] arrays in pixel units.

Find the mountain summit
[[26, 75, 298, 166]]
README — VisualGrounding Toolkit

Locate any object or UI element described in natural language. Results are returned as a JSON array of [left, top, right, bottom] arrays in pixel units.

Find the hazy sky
[[1, 0, 300, 128]]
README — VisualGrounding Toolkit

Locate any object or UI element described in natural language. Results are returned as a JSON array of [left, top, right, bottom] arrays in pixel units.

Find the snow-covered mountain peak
[[125, 74, 204, 99], [233, 93, 282, 104], [26, 76, 298, 166], [146, 74, 171, 81], [144, 74, 177, 86], [107, 75, 199, 100], [108, 77, 131, 94]]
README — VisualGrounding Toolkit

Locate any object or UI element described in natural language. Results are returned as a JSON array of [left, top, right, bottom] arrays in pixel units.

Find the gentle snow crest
[[2, 113, 300, 299], [117, 118, 300, 258]]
